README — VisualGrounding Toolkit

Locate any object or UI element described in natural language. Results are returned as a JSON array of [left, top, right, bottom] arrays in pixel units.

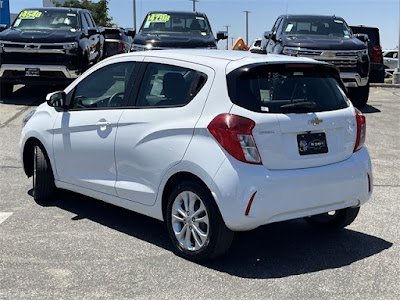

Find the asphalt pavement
[[0, 85, 399, 300]]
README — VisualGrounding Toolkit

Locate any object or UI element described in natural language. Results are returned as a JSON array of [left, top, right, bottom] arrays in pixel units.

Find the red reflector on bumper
[[245, 191, 257, 216], [367, 173, 371, 193]]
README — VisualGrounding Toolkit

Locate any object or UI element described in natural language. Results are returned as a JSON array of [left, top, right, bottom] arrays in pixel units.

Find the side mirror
[[0, 24, 7, 32], [46, 91, 66, 108], [354, 33, 369, 43], [216, 31, 228, 41], [88, 27, 99, 36], [124, 28, 136, 38], [250, 48, 265, 54], [264, 31, 273, 40]]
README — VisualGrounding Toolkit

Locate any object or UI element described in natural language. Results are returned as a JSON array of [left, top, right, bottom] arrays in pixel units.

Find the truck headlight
[[63, 42, 78, 50], [357, 49, 368, 57], [131, 44, 146, 51], [282, 47, 299, 56]]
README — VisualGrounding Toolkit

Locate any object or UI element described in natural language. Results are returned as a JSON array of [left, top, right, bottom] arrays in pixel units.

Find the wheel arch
[[161, 172, 216, 221], [23, 137, 49, 177]]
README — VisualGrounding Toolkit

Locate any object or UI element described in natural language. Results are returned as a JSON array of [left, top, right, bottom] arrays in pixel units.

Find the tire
[[165, 181, 234, 261], [348, 83, 369, 108], [304, 207, 360, 231], [0, 81, 13, 99], [33, 144, 57, 202]]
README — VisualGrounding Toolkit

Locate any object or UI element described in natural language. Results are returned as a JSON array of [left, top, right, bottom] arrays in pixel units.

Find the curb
[[370, 83, 400, 88]]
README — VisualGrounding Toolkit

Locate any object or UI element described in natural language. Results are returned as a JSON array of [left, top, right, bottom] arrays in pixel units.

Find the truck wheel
[[33, 144, 57, 202], [166, 181, 234, 261], [348, 83, 369, 108], [304, 207, 360, 230], [0, 81, 13, 99]]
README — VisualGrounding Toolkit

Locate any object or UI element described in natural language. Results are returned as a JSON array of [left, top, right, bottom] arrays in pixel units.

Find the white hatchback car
[[20, 50, 372, 260]]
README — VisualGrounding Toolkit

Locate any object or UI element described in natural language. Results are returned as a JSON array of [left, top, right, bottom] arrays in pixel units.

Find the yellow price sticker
[[19, 10, 43, 20], [147, 14, 171, 23]]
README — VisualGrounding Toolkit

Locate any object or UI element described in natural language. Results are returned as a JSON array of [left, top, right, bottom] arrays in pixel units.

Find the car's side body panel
[[114, 58, 216, 206]]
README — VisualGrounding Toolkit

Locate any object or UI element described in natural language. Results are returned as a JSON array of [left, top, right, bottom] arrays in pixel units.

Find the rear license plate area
[[25, 68, 40, 77], [297, 132, 328, 155]]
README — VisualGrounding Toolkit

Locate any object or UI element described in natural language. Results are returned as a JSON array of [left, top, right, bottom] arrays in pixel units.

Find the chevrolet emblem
[[322, 51, 335, 57], [310, 118, 323, 125]]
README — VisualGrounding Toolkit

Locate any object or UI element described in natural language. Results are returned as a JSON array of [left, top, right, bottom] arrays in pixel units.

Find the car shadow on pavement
[[204, 221, 392, 278], [360, 104, 381, 114], [1, 85, 62, 106], [32, 189, 392, 279]]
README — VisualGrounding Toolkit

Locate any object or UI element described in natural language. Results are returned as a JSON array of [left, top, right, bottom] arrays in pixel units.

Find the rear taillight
[[118, 42, 127, 52], [207, 114, 262, 164], [354, 108, 366, 152], [371, 46, 382, 63]]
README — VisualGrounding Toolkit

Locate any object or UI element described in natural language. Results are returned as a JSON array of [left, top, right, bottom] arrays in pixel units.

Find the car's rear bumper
[[211, 146, 372, 231]]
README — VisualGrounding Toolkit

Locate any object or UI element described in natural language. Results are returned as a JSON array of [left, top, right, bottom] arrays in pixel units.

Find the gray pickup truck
[[261, 15, 370, 108]]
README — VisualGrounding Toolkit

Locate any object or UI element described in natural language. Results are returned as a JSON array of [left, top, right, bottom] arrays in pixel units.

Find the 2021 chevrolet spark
[[20, 50, 373, 260]]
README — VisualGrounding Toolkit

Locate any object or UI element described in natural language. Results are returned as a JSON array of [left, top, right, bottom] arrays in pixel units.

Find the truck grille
[[314, 58, 358, 71], [296, 49, 359, 72], [1, 41, 73, 65]]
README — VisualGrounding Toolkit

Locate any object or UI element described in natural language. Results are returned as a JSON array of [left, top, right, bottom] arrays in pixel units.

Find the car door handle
[[96, 120, 112, 131], [96, 121, 111, 126]]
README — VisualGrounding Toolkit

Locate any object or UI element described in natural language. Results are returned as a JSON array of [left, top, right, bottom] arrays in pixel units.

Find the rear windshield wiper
[[280, 101, 317, 109]]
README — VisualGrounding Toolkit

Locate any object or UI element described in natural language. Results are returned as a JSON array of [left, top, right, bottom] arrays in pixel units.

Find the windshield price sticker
[[147, 14, 171, 23], [19, 10, 42, 19]]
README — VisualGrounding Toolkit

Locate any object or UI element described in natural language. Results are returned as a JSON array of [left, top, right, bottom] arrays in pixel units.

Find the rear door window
[[227, 63, 349, 113], [136, 63, 207, 107]]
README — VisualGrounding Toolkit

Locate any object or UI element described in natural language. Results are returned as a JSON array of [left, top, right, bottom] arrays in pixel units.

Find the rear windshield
[[227, 64, 349, 113], [351, 27, 380, 46]]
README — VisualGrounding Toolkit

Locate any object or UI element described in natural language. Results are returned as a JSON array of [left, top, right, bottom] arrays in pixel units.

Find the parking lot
[[0, 85, 399, 299]]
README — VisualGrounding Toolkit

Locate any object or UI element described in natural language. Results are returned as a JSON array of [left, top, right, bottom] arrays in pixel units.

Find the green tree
[[51, 0, 115, 27]]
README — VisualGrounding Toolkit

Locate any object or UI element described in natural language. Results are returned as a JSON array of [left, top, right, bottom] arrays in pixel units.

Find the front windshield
[[140, 13, 211, 36], [12, 9, 79, 31], [283, 17, 352, 38]]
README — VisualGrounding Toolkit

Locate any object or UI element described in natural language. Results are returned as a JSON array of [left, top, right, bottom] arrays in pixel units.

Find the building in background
[[0, 0, 10, 26], [43, 0, 67, 7]]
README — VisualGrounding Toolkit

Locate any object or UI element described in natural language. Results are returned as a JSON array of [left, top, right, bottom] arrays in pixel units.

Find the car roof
[[23, 7, 88, 13], [118, 50, 328, 73], [146, 11, 208, 17], [280, 14, 345, 21]]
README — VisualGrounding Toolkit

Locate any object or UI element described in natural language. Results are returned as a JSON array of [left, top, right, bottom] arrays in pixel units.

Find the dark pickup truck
[[131, 11, 227, 51], [0, 7, 105, 98], [261, 15, 370, 107]]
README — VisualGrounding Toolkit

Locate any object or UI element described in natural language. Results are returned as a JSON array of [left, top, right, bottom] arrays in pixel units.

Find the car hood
[[0, 29, 80, 43], [133, 33, 216, 48], [284, 36, 366, 50]]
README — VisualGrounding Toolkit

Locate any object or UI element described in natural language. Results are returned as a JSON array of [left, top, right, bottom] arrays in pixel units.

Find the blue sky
[[10, 0, 400, 49]]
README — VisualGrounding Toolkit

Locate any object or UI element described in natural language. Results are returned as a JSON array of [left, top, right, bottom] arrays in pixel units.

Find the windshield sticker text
[[147, 14, 171, 23], [19, 10, 42, 20]]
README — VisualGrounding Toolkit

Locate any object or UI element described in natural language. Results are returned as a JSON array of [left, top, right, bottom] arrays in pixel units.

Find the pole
[[394, 0, 400, 84], [398, 0, 400, 71], [224, 25, 231, 50], [133, 0, 136, 31], [243, 11, 251, 46], [189, 0, 199, 12]]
